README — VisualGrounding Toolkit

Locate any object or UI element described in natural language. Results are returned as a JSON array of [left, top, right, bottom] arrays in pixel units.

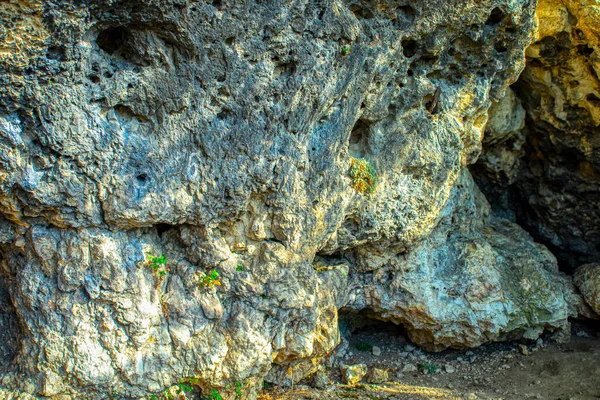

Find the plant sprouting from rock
[[234, 381, 243, 397], [199, 269, 221, 288], [147, 253, 167, 276], [350, 157, 377, 194]]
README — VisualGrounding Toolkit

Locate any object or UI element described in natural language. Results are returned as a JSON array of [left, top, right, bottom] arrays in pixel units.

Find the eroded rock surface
[[0, 0, 580, 398]]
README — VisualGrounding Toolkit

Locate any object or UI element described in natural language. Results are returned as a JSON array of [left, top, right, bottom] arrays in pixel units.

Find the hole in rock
[[97, 26, 129, 55], [586, 93, 600, 108], [350, 4, 374, 19], [156, 223, 175, 238], [495, 42, 508, 53], [217, 108, 232, 120], [0, 274, 22, 373], [46, 46, 65, 61], [212, 0, 222, 9], [402, 39, 417, 58], [348, 119, 370, 158], [397, 5, 416, 22], [136, 173, 149, 185], [485, 7, 505, 26], [578, 45, 594, 56], [338, 310, 411, 352], [96, 26, 149, 67]]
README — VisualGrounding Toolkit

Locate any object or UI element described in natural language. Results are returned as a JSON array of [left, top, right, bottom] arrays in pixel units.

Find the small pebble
[[372, 346, 381, 356], [402, 363, 418, 373], [519, 344, 529, 355], [445, 365, 456, 373]]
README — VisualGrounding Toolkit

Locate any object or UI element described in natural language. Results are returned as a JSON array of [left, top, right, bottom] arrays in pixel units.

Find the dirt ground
[[260, 320, 600, 400]]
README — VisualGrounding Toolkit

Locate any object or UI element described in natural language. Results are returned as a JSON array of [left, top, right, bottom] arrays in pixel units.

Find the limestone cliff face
[[0, 0, 585, 398]]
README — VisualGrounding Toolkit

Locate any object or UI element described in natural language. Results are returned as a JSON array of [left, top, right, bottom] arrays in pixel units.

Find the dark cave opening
[[96, 26, 130, 56], [339, 309, 408, 341], [348, 119, 370, 159], [156, 223, 176, 238]]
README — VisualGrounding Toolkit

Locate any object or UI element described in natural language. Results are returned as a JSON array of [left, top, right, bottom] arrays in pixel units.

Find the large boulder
[[340, 170, 576, 351]]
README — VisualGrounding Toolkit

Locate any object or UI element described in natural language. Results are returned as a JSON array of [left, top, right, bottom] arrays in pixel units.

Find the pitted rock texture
[[507, 0, 600, 267], [0, 0, 578, 398]]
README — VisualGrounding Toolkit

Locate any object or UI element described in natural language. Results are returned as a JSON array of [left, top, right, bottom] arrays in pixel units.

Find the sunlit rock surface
[[0, 0, 580, 398]]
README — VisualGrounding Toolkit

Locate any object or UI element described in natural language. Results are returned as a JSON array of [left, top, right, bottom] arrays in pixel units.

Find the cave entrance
[[338, 309, 413, 359]]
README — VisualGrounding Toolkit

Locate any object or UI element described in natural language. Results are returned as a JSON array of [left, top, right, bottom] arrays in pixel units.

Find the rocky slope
[[0, 0, 595, 399]]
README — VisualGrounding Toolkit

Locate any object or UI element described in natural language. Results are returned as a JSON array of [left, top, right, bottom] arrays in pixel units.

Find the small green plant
[[355, 340, 374, 352], [176, 380, 194, 394], [209, 388, 222, 400], [341, 45, 350, 56], [349, 157, 377, 194], [418, 361, 438, 374], [147, 253, 167, 276], [199, 269, 222, 288], [234, 381, 243, 397], [236, 264, 243, 272]]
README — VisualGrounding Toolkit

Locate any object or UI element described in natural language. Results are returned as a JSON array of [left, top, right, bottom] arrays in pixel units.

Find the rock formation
[[0, 0, 593, 398]]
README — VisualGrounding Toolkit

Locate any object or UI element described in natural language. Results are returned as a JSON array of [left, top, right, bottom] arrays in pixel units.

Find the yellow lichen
[[349, 157, 377, 194]]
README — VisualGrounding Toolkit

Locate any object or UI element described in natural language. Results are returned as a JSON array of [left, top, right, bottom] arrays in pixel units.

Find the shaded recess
[[349, 119, 371, 159], [339, 309, 407, 338], [0, 273, 20, 373]]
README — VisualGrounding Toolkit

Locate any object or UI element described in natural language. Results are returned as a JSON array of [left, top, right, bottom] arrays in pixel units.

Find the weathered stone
[[340, 170, 577, 351], [340, 364, 367, 385], [402, 364, 418, 373], [311, 370, 330, 390], [574, 263, 600, 315], [366, 368, 388, 384], [444, 365, 456, 373], [0, 0, 579, 398]]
